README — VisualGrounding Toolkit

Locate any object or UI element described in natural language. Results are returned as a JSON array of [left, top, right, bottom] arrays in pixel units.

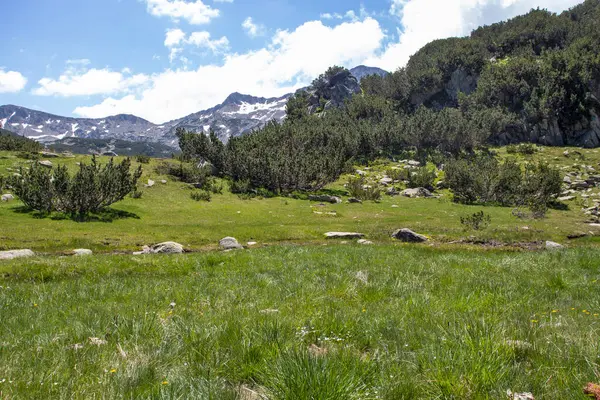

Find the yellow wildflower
[[110, 369, 117, 374], [162, 380, 168, 385]]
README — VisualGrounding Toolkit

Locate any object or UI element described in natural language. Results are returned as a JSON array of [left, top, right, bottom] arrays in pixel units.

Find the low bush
[[190, 190, 211, 202], [17, 152, 40, 160], [155, 161, 210, 185], [385, 168, 409, 182], [9, 156, 142, 215], [347, 176, 381, 201], [230, 179, 252, 194], [506, 143, 538, 155], [135, 155, 151, 164], [445, 154, 561, 217], [460, 211, 491, 230], [407, 167, 437, 190]]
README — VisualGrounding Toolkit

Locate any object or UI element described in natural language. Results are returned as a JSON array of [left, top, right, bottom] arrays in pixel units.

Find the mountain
[[163, 92, 291, 143], [0, 65, 387, 150], [349, 65, 389, 81]]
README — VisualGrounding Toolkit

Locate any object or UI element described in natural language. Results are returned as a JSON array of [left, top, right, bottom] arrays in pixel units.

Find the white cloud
[[73, 18, 385, 123], [188, 31, 229, 51], [242, 17, 265, 38], [370, 0, 583, 70], [33, 62, 149, 97], [164, 28, 186, 47], [320, 13, 333, 19], [0, 69, 27, 93], [144, 0, 219, 25]]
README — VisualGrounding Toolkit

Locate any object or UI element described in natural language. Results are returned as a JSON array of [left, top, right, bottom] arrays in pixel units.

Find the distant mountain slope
[[0, 65, 387, 148], [49, 137, 176, 157]]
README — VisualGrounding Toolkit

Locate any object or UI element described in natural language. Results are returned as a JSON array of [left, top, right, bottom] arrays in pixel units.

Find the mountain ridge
[[0, 65, 389, 148]]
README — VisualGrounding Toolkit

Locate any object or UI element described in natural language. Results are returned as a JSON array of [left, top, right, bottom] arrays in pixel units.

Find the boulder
[[1, 194, 14, 202], [0, 249, 35, 261], [152, 242, 184, 254], [558, 196, 576, 201], [392, 228, 428, 243], [308, 195, 342, 204], [220, 237, 243, 250], [386, 187, 399, 196], [379, 177, 393, 185], [407, 160, 421, 167], [545, 241, 564, 250], [324, 232, 365, 239], [563, 176, 572, 184], [133, 242, 185, 255], [347, 197, 362, 204], [72, 249, 93, 256], [38, 160, 53, 168], [401, 188, 433, 198], [40, 151, 60, 158]]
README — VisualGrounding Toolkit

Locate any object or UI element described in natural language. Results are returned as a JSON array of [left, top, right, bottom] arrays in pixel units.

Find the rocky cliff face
[[305, 69, 362, 113]]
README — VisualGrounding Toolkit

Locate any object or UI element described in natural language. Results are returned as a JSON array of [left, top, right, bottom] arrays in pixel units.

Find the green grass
[[2, 147, 600, 253], [1, 245, 599, 399]]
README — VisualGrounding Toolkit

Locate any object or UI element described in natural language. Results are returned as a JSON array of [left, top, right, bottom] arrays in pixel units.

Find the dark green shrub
[[155, 161, 209, 185], [522, 162, 562, 218], [408, 167, 437, 190], [135, 154, 151, 164], [131, 189, 143, 199], [385, 168, 409, 182], [230, 179, 252, 194], [506, 143, 538, 155], [0, 131, 43, 152], [17, 152, 40, 160], [190, 190, 211, 202], [347, 176, 381, 201], [460, 211, 491, 230], [9, 156, 142, 215]]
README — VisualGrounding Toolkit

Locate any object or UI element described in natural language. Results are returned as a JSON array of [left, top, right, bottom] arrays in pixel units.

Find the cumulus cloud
[[73, 18, 385, 123], [242, 17, 266, 38], [33, 62, 149, 97], [144, 0, 219, 25], [164, 28, 229, 62], [0, 69, 27, 93], [164, 28, 186, 47], [370, 0, 583, 70]]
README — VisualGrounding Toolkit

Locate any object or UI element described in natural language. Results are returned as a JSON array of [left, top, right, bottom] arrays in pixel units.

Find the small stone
[[145, 179, 155, 188], [72, 249, 93, 256], [151, 242, 184, 254], [0, 249, 35, 260], [88, 337, 107, 346], [247, 241, 258, 246], [357, 239, 373, 245], [308, 195, 342, 204], [545, 241, 564, 250], [160, 180, 167, 184], [392, 228, 428, 243], [507, 390, 535, 400], [220, 237, 243, 250], [324, 232, 365, 239], [259, 309, 279, 314]]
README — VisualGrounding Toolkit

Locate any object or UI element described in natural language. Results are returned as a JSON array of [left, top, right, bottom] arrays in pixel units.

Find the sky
[[0, 0, 585, 124]]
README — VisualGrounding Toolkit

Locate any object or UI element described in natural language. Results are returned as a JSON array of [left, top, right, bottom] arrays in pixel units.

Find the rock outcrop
[[392, 229, 428, 243], [0, 249, 35, 260]]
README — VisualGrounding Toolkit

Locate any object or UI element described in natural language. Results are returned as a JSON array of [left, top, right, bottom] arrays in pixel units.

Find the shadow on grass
[[11, 206, 140, 223]]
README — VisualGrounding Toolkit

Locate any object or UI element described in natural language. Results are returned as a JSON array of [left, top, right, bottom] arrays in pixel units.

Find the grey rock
[[72, 249, 93, 256], [1, 194, 14, 202], [347, 197, 362, 204], [357, 239, 373, 245], [308, 195, 342, 204], [0, 249, 35, 261], [379, 177, 393, 185], [558, 196, 576, 201], [545, 241, 564, 250], [145, 179, 155, 188], [392, 228, 428, 243], [407, 160, 421, 167], [40, 151, 60, 158], [401, 188, 433, 198], [563, 176, 572, 184], [137, 242, 185, 254], [324, 232, 365, 239], [38, 160, 53, 168], [160, 180, 167, 184], [220, 237, 243, 250]]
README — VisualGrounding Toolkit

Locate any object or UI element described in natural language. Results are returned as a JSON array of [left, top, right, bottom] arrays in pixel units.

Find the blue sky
[[0, 0, 583, 124]]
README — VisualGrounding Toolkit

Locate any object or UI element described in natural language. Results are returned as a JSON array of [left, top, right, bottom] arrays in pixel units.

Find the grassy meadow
[[2, 146, 600, 254], [1, 245, 600, 399], [2, 147, 600, 399]]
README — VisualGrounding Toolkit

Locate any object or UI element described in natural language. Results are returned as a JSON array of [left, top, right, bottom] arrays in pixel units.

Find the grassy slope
[[0, 245, 599, 398], [1, 146, 600, 253]]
